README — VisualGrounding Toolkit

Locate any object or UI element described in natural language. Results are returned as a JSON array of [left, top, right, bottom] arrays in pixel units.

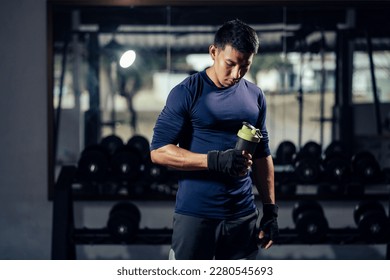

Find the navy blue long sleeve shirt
[[151, 70, 271, 219]]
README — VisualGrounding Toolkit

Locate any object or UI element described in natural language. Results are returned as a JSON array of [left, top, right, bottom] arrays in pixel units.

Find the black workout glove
[[259, 204, 279, 242], [207, 149, 247, 176]]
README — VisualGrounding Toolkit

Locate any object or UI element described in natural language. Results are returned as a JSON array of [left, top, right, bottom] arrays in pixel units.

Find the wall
[[0, 0, 51, 259]]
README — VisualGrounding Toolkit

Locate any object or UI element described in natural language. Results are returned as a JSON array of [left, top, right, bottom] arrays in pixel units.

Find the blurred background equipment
[[46, 1, 390, 260], [351, 151, 381, 184], [100, 134, 124, 156], [274, 171, 297, 196], [292, 200, 329, 243], [353, 201, 390, 243], [293, 141, 322, 184], [110, 145, 143, 182], [275, 140, 297, 165], [321, 141, 350, 183], [77, 144, 110, 182], [107, 202, 141, 242], [127, 134, 151, 161]]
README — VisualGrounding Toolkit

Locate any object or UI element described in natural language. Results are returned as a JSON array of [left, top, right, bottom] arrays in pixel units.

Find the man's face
[[208, 44, 254, 88]]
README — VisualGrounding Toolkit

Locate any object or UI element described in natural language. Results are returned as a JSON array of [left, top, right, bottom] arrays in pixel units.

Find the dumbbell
[[293, 142, 322, 184], [145, 162, 169, 184], [322, 155, 350, 183], [323, 141, 347, 159], [292, 200, 329, 243], [354, 201, 390, 243], [275, 140, 296, 165], [301, 141, 322, 159], [77, 144, 109, 181], [100, 134, 124, 156], [351, 151, 380, 184], [322, 141, 350, 183], [111, 145, 144, 182], [293, 141, 322, 184], [107, 202, 141, 242], [128, 135, 151, 162]]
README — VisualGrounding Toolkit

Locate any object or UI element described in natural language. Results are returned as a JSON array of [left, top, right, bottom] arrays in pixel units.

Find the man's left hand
[[258, 204, 279, 249]]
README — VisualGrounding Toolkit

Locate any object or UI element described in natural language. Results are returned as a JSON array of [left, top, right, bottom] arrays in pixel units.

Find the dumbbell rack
[[51, 165, 390, 260], [51, 165, 175, 259]]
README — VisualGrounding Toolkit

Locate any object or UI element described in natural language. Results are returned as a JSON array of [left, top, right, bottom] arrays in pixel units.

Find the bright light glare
[[119, 50, 136, 68]]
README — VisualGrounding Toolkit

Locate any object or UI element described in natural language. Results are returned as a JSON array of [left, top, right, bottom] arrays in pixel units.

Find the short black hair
[[214, 19, 259, 54]]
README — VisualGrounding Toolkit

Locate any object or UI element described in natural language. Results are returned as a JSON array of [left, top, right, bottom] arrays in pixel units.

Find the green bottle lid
[[237, 122, 262, 143]]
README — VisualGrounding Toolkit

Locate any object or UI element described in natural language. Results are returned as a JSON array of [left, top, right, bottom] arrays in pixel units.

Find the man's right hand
[[207, 149, 251, 176]]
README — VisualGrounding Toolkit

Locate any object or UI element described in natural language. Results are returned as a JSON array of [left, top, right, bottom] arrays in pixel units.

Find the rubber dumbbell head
[[128, 135, 151, 161], [77, 144, 109, 181], [324, 141, 348, 159], [351, 151, 380, 183], [100, 135, 124, 156], [145, 162, 169, 184], [107, 202, 141, 242], [292, 200, 328, 243], [322, 154, 350, 183], [301, 141, 322, 159], [111, 146, 143, 181], [354, 201, 390, 243], [294, 154, 322, 183], [275, 141, 296, 165]]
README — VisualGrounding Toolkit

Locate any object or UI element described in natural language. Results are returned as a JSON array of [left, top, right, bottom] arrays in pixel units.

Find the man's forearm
[[150, 144, 208, 170], [252, 155, 275, 204]]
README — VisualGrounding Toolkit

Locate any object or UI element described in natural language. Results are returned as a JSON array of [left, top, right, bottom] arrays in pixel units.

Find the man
[[150, 19, 278, 260]]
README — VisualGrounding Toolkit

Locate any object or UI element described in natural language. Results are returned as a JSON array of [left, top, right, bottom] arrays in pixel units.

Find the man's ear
[[209, 44, 217, 60]]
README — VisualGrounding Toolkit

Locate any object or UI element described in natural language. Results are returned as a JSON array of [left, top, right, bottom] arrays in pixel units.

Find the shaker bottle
[[235, 122, 262, 155]]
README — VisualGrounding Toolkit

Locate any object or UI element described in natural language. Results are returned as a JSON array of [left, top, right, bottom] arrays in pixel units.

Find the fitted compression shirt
[[151, 70, 271, 219]]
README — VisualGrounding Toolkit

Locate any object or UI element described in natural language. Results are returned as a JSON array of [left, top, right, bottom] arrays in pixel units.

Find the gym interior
[[1, 0, 390, 260]]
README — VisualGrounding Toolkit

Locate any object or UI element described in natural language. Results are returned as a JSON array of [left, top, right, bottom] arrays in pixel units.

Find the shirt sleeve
[[150, 84, 192, 151], [254, 89, 271, 158]]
